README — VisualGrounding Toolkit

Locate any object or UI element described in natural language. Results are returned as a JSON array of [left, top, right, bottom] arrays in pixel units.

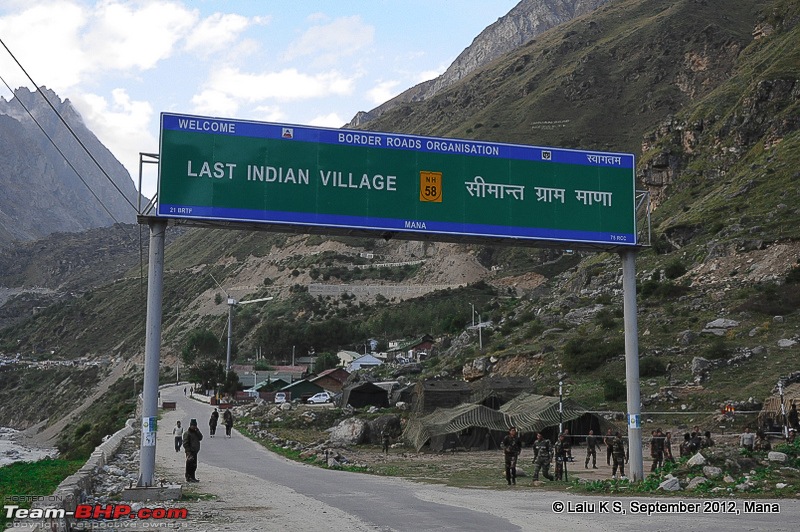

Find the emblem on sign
[[419, 171, 442, 202]]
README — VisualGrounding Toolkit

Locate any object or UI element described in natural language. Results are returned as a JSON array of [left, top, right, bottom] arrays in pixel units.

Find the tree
[[313, 352, 339, 373], [188, 360, 225, 393], [181, 328, 222, 366]]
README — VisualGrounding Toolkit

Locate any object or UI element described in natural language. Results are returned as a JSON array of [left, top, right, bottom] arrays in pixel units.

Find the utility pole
[[478, 314, 483, 350], [621, 249, 643, 482], [138, 219, 166, 487], [559, 380, 564, 434]]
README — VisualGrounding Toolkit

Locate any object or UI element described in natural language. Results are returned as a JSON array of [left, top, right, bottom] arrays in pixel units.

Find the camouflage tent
[[403, 392, 615, 451], [403, 403, 511, 452], [758, 382, 800, 432]]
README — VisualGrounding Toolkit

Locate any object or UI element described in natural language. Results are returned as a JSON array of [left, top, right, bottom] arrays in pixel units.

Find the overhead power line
[[0, 37, 138, 215]]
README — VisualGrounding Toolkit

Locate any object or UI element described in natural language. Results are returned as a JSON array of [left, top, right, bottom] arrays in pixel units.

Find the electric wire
[[0, 37, 138, 214], [0, 71, 128, 230]]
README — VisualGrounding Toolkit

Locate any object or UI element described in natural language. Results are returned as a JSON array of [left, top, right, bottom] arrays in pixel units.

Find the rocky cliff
[[346, 0, 609, 127], [0, 87, 141, 247]]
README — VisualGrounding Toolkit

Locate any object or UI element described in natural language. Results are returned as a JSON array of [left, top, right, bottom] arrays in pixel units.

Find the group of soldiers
[[501, 426, 630, 484]]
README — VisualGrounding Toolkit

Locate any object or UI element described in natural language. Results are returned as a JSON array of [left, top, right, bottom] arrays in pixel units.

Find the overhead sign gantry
[[157, 113, 636, 249], [136, 113, 646, 488]]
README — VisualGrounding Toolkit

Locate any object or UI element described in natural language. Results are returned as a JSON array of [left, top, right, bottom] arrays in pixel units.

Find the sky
[[0, 0, 518, 198]]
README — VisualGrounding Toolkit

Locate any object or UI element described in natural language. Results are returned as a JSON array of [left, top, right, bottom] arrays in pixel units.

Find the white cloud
[[252, 105, 286, 123], [199, 66, 355, 105], [309, 112, 345, 128], [183, 12, 260, 57], [83, 1, 197, 72], [0, 2, 88, 90], [283, 15, 374, 66], [367, 80, 401, 105], [71, 88, 156, 193], [190, 89, 240, 118]]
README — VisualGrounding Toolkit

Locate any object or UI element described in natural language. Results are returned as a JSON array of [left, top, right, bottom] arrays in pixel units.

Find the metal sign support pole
[[138, 219, 166, 487], [620, 249, 643, 481]]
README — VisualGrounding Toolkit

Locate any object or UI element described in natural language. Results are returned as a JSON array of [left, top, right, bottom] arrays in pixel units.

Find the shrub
[[639, 357, 666, 377], [595, 308, 617, 330], [786, 266, 800, 284], [562, 335, 624, 374], [735, 283, 800, 315], [704, 336, 728, 360], [664, 259, 687, 280], [603, 377, 626, 401]]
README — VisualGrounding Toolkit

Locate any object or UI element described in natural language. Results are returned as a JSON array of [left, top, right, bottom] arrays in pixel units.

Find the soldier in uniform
[[650, 428, 665, 471], [604, 428, 614, 466], [531, 432, 554, 481], [381, 430, 391, 454], [501, 427, 522, 485], [584, 429, 598, 469], [611, 432, 628, 479], [664, 431, 675, 463], [553, 433, 569, 481], [561, 429, 573, 460]]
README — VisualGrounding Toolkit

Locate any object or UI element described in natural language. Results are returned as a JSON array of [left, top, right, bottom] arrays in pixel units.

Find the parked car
[[274, 392, 287, 403], [306, 391, 333, 404]]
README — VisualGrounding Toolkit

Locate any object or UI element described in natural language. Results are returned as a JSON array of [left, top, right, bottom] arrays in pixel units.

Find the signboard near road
[[158, 113, 637, 248]]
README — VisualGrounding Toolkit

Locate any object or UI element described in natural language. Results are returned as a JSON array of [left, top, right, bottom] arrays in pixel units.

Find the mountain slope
[[0, 87, 141, 247], [347, 0, 609, 127], [1, 0, 800, 441], [359, 0, 769, 155]]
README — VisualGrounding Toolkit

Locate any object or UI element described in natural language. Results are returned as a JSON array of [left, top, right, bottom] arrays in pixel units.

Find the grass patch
[[0, 459, 83, 528]]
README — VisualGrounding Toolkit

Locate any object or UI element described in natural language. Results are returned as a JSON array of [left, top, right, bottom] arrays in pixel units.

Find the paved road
[[158, 386, 798, 532]]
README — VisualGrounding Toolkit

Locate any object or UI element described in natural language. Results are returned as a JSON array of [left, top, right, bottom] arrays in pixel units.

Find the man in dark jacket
[[223, 409, 234, 438], [182, 418, 203, 482], [501, 427, 522, 485], [209, 409, 219, 437]]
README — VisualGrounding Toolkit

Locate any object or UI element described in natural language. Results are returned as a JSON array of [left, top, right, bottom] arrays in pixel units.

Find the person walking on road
[[172, 420, 184, 452], [223, 409, 234, 438], [585, 429, 598, 469], [182, 418, 203, 483], [209, 408, 219, 438], [501, 427, 522, 485]]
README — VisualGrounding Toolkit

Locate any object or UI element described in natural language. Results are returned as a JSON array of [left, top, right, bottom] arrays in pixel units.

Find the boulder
[[687, 476, 708, 490], [687, 453, 707, 466], [767, 451, 788, 464], [691, 357, 711, 375], [723, 475, 736, 483], [703, 466, 723, 479], [329, 418, 370, 445], [777, 339, 797, 348], [659, 477, 681, 491], [705, 319, 740, 329]]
